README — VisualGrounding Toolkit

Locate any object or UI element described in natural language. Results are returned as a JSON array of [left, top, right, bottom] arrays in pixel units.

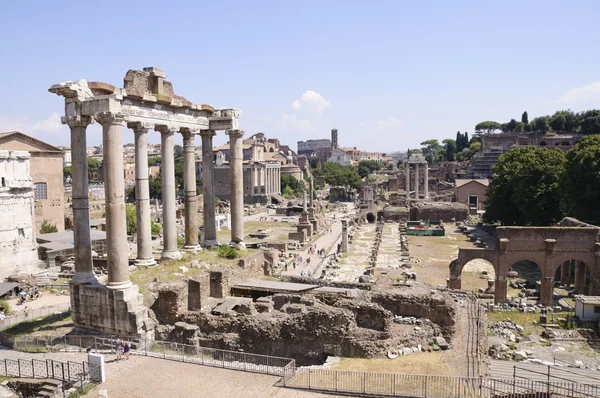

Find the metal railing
[[284, 368, 600, 397], [0, 303, 70, 330], [0, 357, 100, 396], [138, 340, 294, 378]]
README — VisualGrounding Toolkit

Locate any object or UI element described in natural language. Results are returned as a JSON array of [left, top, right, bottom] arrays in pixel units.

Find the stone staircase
[[467, 146, 507, 178]]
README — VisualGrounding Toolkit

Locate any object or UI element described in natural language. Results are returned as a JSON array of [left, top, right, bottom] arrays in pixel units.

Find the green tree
[[309, 157, 319, 169], [530, 116, 550, 133], [174, 145, 184, 159], [149, 176, 162, 199], [357, 160, 383, 178], [126, 204, 136, 235], [521, 111, 529, 126], [282, 185, 295, 199], [151, 220, 161, 236], [280, 174, 303, 197], [39, 220, 58, 234], [63, 166, 72, 181], [483, 146, 566, 226], [148, 156, 161, 166], [561, 135, 600, 223], [443, 139, 457, 161], [475, 121, 502, 134], [87, 158, 101, 180]]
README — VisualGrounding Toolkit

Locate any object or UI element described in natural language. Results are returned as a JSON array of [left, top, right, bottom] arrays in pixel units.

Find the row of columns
[[67, 114, 247, 288], [248, 163, 280, 196], [404, 162, 429, 201]]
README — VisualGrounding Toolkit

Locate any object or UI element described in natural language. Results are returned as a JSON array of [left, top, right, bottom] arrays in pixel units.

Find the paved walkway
[[1, 349, 345, 398], [490, 359, 600, 385], [282, 203, 353, 278]]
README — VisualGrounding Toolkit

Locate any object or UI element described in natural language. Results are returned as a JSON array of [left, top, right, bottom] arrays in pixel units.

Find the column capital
[[155, 124, 177, 135], [199, 129, 216, 138], [64, 115, 94, 128], [128, 121, 153, 133], [95, 112, 124, 126], [226, 129, 244, 138], [180, 127, 199, 140]]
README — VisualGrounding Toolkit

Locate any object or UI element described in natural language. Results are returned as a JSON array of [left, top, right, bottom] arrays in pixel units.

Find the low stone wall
[[410, 201, 469, 222]]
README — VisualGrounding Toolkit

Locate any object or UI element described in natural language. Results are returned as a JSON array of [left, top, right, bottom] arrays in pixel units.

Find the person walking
[[124, 340, 130, 360], [115, 337, 123, 361]]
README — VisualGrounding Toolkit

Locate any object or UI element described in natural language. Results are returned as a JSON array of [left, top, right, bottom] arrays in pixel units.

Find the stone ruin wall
[[148, 281, 457, 365], [410, 201, 469, 222]]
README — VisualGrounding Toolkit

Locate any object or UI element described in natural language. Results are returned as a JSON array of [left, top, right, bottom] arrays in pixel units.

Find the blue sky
[[1, 0, 599, 152]]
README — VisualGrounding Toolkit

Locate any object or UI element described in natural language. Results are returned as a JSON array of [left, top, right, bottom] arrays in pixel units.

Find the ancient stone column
[[200, 130, 218, 247], [309, 175, 314, 208], [157, 126, 180, 259], [250, 164, 255, 196], [424, 162, 429, 199], [414, 163, 419, 200], [182, 129, 199, 251], [96, 112, 132, 289], [494, 277, 507, 304], [277, 167, 280, 194], [227, 129, 245, 247], [560, 261, 571, 285], [257, 165, 263, 195], [66, 116, 97, 285], [130, 122, 156, 267], [405, 162, 410, 200], [341, 219, 348, 253], [540, 277, 554, 307]]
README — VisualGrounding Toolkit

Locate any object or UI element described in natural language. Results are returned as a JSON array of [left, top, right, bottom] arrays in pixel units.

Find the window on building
[[468, 195, 478, 207], [34, 182, 48, 200], [594, 306, 600, 314]]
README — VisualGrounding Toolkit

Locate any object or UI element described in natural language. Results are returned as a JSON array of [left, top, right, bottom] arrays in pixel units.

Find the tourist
[[23, 306, 29, 317], [115, 337, 123, 361], [0, 310, 5, 321], [292, 261, 296, 269], [124, 340, 130, 360]]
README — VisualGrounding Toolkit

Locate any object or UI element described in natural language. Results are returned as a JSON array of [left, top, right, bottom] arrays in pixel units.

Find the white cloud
[[291, 90, 331, 112], [0, 112, 65, 136], [374, 117, 403, 131], [556, 82, 600, 103], [33, 112, 63, 133], [279, 113, 311, 131]]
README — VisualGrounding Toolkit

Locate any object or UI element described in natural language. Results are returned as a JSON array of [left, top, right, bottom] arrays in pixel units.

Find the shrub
[[217, 245, 238, 259], [0, 299, 11, 315], [40, 220, 58, 234]]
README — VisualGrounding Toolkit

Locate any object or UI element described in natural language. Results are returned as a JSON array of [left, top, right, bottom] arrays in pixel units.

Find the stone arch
[[447, 248, 498, 290], [460, 259, 496, 292], [555, 259, 592, 295]]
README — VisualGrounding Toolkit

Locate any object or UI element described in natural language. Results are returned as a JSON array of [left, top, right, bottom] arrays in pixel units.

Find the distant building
[[331, 128, 339, 149], [341, 147, 360, 164], [454, 179, 489, 213], [327, 148, 352, 166], [358, 151, 384, 162], [0, 131, 65, 232], [297, 139, 332, 158], [575, 296, 600, 323]]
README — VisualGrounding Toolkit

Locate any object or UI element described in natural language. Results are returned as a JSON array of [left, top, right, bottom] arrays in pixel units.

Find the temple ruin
[[49, 67, 243, 337]]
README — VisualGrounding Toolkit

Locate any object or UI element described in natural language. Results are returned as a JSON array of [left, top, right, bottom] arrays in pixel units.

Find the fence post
[[547, 366, 551, 396], [17, 359, 20, 378], [163, 343, 166, 359], [424, 375, 428, 398], [308, 369, 311, 389], [32, 359, 34, 378], [4, 359, 6, 377], [335, 370, 338, 392], [201, 348, 204, 365], [393, 373, 396, 396], [244, 353, 247, 372], [363, 372, 367, 394]]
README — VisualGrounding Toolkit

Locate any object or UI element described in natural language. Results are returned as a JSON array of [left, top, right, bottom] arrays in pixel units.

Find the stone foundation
[[70, 284, 154, 339]]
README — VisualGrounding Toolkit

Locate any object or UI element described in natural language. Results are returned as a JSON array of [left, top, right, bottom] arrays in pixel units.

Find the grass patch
[[332, 353, 456, 376], [0, 299, 12, 315], [1, 311, 71, 335], [68, 386, 91, 398]]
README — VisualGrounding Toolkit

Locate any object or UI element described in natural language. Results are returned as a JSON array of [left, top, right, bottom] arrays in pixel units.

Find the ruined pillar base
[[71, 271, 99, 285], [106, 280, 134, 290], [183, 245, 202, 253], [229, 241, 246, 249], [70, 283, 155, 339], [135, 258, 157, 268], [161, 250, 182, 260], [447, 277, 461, 290], [202, 239, 220, 248]]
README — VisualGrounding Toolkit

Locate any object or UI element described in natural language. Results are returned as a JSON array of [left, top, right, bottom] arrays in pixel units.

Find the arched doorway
[[366, 213, 375, 223], [555, 260, 590, 295], [507, 260, 542, 302], [460, 259, 495, 293]]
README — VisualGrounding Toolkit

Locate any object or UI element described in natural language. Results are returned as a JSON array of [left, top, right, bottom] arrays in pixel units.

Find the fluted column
[[182, 129, 200, 251], [424, 162, 429, 199], [96, 112, 131, 289], [66, 116, 97, 285], [156, 126, 180, 259], [405, 162, 410, 200], [227, 129, 245, 247], [258, 165, 263, 195], [200, 130, 218, 247], [414, 163, 419, 200], [130, 122, 156, 267]]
